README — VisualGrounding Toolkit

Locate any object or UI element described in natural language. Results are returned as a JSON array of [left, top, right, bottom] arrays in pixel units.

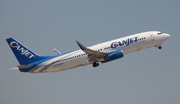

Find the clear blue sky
[[0, 0, 180, 104]]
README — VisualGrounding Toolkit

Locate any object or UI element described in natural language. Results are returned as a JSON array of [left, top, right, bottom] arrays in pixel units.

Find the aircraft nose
[[164, 33, 170, 39]]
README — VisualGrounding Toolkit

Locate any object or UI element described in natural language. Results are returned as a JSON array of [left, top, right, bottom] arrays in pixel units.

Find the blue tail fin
[[6, 38, 48, 65]]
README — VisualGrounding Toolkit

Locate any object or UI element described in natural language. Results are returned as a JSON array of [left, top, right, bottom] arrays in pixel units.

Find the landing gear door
[[151, 34, 154, 41]]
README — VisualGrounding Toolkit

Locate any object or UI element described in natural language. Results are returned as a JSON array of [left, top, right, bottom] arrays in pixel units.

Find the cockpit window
[[157, 32, 163, 35]]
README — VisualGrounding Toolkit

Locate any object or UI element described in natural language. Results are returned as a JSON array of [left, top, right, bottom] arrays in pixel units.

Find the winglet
[[76, 41, 87, 50]]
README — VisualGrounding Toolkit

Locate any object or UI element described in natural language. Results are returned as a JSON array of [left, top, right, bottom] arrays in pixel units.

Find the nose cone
[[164, 33, 170, 39]]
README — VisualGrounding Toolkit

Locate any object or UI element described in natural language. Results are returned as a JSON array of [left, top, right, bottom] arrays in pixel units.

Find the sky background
[[0, 0, 180, 104]]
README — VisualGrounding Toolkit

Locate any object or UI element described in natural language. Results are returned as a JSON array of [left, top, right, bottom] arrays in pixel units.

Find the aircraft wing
[[76, 41, 107, 62]]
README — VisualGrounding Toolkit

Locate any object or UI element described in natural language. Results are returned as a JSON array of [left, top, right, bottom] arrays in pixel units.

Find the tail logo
[[10, 41, 18, 48], [111, 42, 118, 48], [10, 41, 35, 58]]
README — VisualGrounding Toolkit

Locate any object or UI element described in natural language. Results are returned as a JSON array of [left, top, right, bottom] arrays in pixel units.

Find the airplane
[[6, 31, 170, 73]]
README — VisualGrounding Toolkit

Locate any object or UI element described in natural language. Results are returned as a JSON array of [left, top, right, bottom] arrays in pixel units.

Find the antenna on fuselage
[[53, 48, 61, 54]]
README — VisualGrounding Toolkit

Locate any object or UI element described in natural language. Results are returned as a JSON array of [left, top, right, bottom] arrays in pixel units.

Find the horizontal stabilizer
[[17, 65, 33, 69], [53, 48, 61, 54], [9, 67, 19, 70]]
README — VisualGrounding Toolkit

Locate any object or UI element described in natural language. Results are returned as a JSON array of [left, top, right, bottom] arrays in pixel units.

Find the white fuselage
[[30, 31, 170, 73]]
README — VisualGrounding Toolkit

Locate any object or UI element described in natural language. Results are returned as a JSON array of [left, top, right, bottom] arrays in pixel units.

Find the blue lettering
[[111, 36, 138, 48], [129, 38, 133, 43], [118, 41, 124, 46], [126, 39, 130, 46], [134, 37, 138, 42], [122, 40, 127, 45]]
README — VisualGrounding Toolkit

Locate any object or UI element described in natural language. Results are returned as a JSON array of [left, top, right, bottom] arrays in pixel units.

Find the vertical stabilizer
[[6, 38, 49, 65]]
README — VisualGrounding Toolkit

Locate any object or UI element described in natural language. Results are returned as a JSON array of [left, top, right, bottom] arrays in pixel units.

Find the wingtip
[[75, 40, 80, 44], [75, 40, 86, 50]]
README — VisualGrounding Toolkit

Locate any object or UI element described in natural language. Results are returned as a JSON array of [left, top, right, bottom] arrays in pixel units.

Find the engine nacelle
[[101, 50, 124, 63]]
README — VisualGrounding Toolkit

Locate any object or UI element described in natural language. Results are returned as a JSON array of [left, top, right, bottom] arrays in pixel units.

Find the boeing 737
[[6, 31, 170, 73]]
